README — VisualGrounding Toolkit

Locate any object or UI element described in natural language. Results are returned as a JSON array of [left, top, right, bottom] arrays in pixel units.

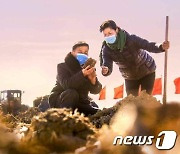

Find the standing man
[[99, 20, 169, 96], [49, 41, 102, 116]]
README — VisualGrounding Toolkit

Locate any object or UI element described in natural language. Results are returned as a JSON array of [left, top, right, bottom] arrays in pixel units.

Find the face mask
[[76, 53, 88, 66], [104, 34, 116, 44]]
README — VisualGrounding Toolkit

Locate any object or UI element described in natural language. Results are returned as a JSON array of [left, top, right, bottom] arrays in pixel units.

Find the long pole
[[163, 16, 169, 105]]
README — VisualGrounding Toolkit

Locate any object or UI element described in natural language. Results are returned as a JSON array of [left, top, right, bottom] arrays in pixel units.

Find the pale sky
[[0, 0, 180, 107]]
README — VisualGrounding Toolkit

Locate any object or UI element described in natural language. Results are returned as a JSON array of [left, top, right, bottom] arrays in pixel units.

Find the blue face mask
[[104, 34, 116, 44], [76, 53, 88, 66]]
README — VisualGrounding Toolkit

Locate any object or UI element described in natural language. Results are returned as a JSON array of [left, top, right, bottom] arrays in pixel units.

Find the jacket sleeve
[[130, 34, 165, 53], [89, 78, 102, 94], [57, 64, 89, 90], [100, 45, 113, 76]]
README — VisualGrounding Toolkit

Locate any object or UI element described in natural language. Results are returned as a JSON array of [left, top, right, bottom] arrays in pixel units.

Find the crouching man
[[49, 41, 102, 116]]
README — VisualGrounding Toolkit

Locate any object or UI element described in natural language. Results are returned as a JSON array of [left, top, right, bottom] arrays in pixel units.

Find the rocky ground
[[0, 91, 179, 154]]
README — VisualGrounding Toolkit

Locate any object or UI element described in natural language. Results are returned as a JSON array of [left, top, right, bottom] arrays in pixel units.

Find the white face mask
[[104, 34, 116, 44]]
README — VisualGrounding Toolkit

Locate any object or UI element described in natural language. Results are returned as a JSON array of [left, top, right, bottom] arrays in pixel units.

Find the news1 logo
[[113, 131, 177, 150], [156, 131, 177, 150]]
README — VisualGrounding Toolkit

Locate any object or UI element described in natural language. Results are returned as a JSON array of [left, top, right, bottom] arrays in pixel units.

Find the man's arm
[[89, 78, 102, 94], [57, 64, 89, 90], [130, 34, 165, 53], [100, 45, 113, 76]]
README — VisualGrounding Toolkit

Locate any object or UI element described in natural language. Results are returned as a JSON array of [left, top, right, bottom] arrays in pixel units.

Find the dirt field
[[0, 91, 179, 154]]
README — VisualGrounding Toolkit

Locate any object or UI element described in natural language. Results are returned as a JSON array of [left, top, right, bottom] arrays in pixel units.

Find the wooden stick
[[163, 16, 169, 105]]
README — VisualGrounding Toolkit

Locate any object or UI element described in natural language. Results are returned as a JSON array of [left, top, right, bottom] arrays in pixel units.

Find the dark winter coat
[[49, 52, 102, 107], [100, 30, 165, 80]]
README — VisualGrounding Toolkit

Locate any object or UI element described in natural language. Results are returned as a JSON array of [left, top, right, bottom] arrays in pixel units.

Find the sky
[[0, 0, 180, 107]]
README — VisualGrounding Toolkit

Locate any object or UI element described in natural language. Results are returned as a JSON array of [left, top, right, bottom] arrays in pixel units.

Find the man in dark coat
[[99, 20, 170, 96], [49, 41, 102, 116]]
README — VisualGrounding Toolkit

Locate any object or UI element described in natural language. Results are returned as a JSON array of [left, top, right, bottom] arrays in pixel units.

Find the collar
[[64, 52, 82, 72]]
